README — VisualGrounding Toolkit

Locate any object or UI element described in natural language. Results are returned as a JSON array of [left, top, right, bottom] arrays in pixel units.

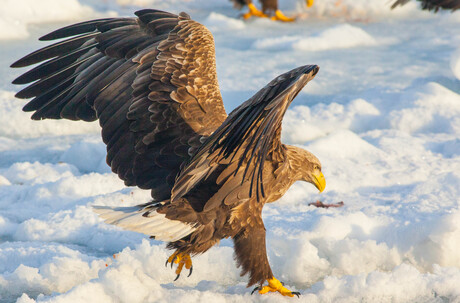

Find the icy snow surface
[[1, 0, 460, 302]]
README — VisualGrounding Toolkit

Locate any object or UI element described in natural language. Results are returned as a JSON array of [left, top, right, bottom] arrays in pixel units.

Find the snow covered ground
[[1, 0, 460, 302]]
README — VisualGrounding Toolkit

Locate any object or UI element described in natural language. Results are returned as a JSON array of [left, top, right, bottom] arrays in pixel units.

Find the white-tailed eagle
[[11, 9, 326, 297]]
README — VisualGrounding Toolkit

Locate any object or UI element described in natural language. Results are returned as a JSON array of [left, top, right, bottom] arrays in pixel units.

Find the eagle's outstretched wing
[[171, 65, 319, 210], [11, 9, 227, 201], [391, 0, 460, 11]]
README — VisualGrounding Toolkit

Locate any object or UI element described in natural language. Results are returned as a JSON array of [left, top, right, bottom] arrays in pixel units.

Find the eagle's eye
[[314, 165, 320, 171]]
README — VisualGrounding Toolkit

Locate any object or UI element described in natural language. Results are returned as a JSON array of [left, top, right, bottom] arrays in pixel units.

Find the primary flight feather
[[391, 0, 460, 12], [11, 9, 325, 297]]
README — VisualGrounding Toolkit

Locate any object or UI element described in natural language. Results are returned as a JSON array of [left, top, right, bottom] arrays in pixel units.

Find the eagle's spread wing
[[172, 65, 319, 210], [391, 0, 460, 11], [11, 9, 227, 201]]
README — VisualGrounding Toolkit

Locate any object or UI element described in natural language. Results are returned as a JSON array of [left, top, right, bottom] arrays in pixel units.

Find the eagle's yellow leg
[[271, 10, 296, 22], [243, 3, 295, 22], [243, 3, 267, 19], [166, 251, 193, 281], [256, 277, 300, 297], [306, 0, 314, 8]]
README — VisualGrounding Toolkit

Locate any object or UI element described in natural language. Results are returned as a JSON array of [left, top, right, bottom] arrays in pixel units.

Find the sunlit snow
[[1, 0, 460, 302]]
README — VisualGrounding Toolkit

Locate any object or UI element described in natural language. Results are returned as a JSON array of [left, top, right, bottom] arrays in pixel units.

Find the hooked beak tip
[[313, 172, 326, 193]]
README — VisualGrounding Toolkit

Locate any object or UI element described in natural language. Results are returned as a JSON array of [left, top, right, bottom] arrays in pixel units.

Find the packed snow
[[452, 48, 460, 80], [0, 0, 111, 41], [253, 24, 380, 51], [1, 0, 460, 302]]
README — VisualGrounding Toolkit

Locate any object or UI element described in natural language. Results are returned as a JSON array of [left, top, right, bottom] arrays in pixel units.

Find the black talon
[[291, 291, 301, 298], [187, 265, 193, 277], [165, 259, 168, 267], [174, 273, 180, 281], [251, 286, 260, 295], [170, 256, 177, 268]]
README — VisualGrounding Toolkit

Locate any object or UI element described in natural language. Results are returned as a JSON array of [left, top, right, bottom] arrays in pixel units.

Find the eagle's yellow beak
[[306, 0, 314, 8], [312, 171, 326, 192]]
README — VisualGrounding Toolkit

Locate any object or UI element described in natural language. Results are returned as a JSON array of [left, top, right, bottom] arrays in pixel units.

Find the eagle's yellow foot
[[243, 3, 267, 19], [271, 10, 296, 22], [251, 277, 300, 297], [306, 0, 314, 8], [165, 251, 193, 281]]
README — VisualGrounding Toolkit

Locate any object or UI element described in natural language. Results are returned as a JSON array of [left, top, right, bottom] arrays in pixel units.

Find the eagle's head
[[286, 145, 326, 193]]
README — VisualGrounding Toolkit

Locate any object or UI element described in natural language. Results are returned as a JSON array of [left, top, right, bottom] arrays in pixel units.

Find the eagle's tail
[[93, 204, 196, 242]]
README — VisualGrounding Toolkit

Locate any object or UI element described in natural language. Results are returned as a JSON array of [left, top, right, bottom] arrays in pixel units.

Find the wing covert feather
[[172, 65, 319, 207], [11, 9, 227, 201]]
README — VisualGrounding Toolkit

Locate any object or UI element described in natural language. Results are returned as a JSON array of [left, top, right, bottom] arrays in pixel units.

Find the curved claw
[[187, 265, 193, 277], [165, 252, 193, 281], [291, 291, 301, 298], [171, 255, 178, 268]]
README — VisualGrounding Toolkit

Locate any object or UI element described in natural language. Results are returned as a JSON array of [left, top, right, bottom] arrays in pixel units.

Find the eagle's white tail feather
[[174, 227, 197, 241], [93, 205, 196, 242]]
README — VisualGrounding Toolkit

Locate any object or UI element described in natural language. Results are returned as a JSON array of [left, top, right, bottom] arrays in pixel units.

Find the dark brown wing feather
[[172, 65, 319, 208], [391, 0, 460, 11], [230, 0, 251, 9], [11, 9, 227, 201]]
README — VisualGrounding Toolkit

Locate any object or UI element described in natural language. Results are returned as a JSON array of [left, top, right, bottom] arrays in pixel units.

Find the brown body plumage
[[391, 0, 460, 12], [11, 9, 325, 295]]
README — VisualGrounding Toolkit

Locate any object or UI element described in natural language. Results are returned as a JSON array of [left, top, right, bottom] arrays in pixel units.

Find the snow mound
[[0, 0, 109, 40], [307, 129, 383, 160], [0, 242, 105, 302], [1, 162, 79, 185], [294, 24, 377, 51], [6, 240, 242, 303], [304, 0, 422, 21], [60, 139, 110, 174], [253, 24, 377, 52], [116, 0, 158, 6], [451, 48, 460, 80], [307, 263, 460, 302], [389, 82, 460, 134], [427, 138, 460, 158], [0, 91, 100, 138], [204, 12, 246, 32], [283, 98, 380, 143], [0, 175, 12, 186]]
